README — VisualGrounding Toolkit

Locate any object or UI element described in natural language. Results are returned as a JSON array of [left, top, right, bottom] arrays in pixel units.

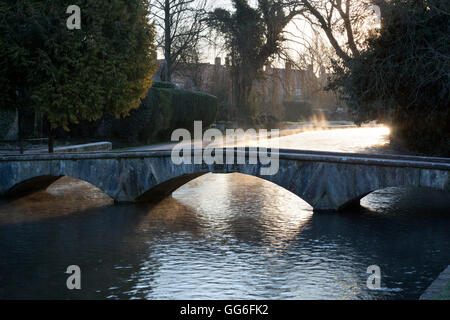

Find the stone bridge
[[0, 149, 449, 212]]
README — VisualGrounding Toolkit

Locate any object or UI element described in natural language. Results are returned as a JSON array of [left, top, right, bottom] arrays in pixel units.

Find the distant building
[[154, 58, 341, 121]]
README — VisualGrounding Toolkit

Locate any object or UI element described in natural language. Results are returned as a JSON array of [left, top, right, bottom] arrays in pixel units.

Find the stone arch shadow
[[2, 175, 115, 201], [135, 172, 209, 203], [3, 175, 64, 199], [338, 184, 450, 212]]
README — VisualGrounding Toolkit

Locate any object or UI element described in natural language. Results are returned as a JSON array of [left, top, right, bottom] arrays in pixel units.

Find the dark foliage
[[208, 0, 302, 122], [283, 100, 313, 121], [329, 0, 450, 156], [0, 109, 16, 138], [112, 85, 218, 143], [0, 0, 157, 131]]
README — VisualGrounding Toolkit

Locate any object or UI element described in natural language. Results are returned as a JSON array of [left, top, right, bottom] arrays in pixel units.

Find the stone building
[[154, 58, 340, 121]]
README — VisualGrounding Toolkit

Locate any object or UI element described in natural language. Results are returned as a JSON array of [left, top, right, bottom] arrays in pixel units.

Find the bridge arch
[[134, 171, 316, 209], [2, 174, 116, 201], [335, 168, 450, 211], [3, 175, 64, 198], [135, 172, 209, 203], [343, 185, 450, 211]]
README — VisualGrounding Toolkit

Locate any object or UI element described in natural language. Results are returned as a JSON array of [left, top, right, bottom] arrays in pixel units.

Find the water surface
[[0, 128, 448, 300]]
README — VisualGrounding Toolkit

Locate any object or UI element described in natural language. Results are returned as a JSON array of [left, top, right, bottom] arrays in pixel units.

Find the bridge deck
[[1, 148, 449, 171]]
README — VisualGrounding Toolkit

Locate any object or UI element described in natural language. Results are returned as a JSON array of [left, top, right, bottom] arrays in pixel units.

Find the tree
[[290, 27, 335, 103], [207, 0, 303, 123], [0, 0, 157, 152], [298, 0, 383, 63], [328, 0, 450, 155], [150, 0, 208, 82], [298, 0, 450, 155], [0, 0, 38, 153]]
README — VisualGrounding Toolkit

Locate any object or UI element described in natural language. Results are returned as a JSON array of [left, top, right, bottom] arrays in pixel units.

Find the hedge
[[283, 100, 313, 121], [0, 108, 16, 138], [112, 84, 218, 143]]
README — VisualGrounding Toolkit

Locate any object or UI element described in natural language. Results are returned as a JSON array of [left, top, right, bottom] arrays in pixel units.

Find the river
[[0, 127, 449, 299]]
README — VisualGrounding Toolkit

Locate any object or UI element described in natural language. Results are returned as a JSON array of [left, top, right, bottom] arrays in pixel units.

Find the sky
[[202, 0, 318, 68], [160, 0, 316, 66], [152, 0, 378, 68]]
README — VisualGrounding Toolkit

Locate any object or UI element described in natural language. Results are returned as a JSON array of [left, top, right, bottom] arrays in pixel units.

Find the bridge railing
[[1, 147, 449, 172]]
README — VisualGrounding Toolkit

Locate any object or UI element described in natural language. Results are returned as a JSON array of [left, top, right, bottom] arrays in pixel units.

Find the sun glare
[[380, 126, 391, 135]]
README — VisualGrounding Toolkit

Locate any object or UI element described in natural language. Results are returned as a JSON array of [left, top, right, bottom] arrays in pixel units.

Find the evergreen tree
[[0, 0, 157, 151]]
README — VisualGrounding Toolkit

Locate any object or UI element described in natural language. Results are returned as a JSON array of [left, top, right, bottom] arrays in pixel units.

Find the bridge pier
[[337, 200, 365, 213]]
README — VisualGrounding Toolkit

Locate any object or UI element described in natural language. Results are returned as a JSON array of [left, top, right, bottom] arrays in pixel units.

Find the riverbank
[[0, 141, 112, 155], [0, 121, 395, 155]]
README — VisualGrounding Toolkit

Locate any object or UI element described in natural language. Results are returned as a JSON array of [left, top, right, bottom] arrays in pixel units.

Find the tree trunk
[[17, 106, 24, 154], [231, 68, 255, 125], [164, 0, 172, 82], [48, 128, 54, 153], [34, 110, 42, 138]]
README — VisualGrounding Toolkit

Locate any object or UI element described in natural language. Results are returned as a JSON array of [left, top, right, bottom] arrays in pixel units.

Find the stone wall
[[54, 142, 112, 153]]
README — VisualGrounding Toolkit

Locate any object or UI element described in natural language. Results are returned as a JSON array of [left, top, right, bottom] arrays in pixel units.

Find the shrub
[[112, 87, 218, 143], [0, 108, 16, 138], [283, 100, 313, 121], [253, 113, 280, 129], [329, 0, 450, 156]]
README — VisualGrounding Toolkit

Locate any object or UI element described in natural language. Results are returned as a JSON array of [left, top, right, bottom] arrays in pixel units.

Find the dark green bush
[[329, 0, 450, 156], [253, 113, 280, 129], [283, 100, 313, 121], [112, 87, 218, 143], [0, 109, 16, 138], [169, 89, 218, 130]]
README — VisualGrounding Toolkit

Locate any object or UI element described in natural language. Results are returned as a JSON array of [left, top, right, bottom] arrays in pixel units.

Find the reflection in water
[[0, 177, 114, 226], [0, 128, 449, 300]]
